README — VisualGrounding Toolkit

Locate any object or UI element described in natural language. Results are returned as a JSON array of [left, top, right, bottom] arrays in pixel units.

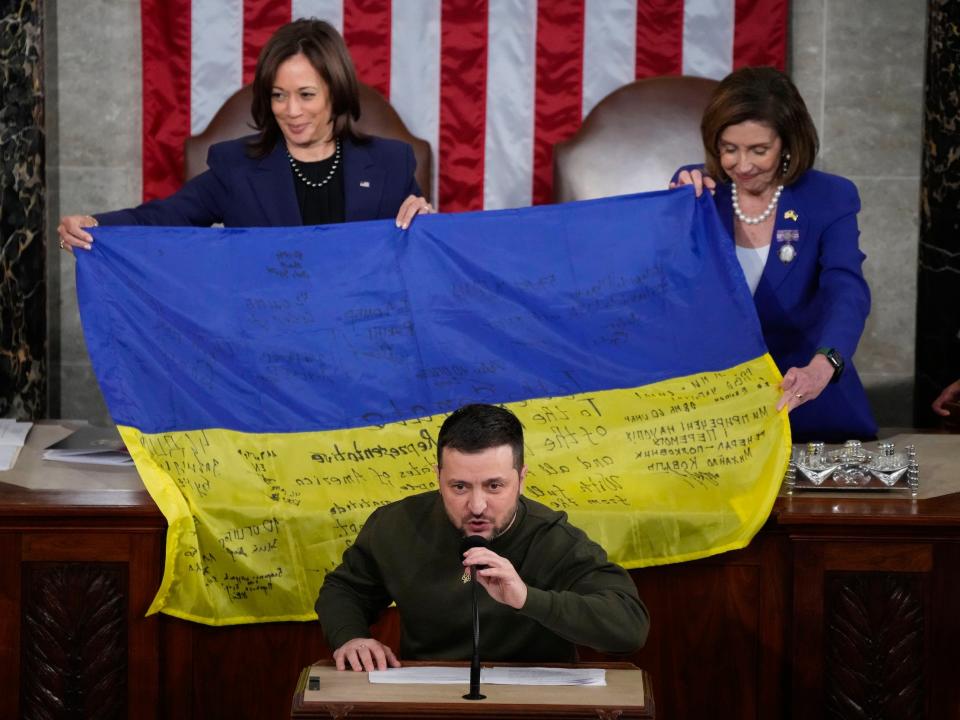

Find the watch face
[[819, 348, 841, 368], [821, 349, 844, 382]]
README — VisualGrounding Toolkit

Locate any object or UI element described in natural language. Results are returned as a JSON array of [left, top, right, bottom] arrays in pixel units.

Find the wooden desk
[[290, 662, 654, 719], [2, 427, 959, 718]]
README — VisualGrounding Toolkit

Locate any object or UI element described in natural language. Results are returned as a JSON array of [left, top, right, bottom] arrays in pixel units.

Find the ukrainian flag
[[76, 189, 789, 625]]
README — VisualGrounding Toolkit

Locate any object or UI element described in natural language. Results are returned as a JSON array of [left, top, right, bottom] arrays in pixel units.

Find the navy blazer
[[677, 167, 877, 441], [96, 135, 421, 227]]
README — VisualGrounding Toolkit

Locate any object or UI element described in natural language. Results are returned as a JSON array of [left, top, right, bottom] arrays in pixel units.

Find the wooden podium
[[290, 662, 654, 719]]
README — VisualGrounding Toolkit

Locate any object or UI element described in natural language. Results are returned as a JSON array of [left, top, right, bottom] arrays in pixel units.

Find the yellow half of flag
[[121, 355, 788, 625]]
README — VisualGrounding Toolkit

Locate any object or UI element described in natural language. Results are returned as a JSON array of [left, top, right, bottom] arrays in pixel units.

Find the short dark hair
[[248, 19, 362, 158], [437, 404, 524, 471], [701, 66, 819, 186]]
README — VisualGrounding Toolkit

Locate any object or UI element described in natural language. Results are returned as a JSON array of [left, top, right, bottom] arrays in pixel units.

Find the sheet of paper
[[0, 445, 23, 472], [0, 420, 32, 470], [484, 667, 606, 686], [368, 666, 606, 686], [41, 425, 131, 465], [0, 419, 33, 446], [41, 451, 134, 466]]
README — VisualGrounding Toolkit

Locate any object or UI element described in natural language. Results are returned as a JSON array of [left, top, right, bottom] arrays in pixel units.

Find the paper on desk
[[368, 666, 606, 686], [0, 420, 33, 471], [41, 451, 134, 466], [0, 446, 23, 472], [0, 419, 33, 445], [484, 667, 606, 685], [41, 425, 133, 466]]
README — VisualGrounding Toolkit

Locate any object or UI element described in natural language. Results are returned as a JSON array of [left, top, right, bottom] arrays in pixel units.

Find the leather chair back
[[553, 76, 718, 202], [184, 83, 433, 202]]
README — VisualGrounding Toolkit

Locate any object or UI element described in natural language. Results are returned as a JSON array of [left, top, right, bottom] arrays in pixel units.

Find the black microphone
[[459, 535, 488, 700]]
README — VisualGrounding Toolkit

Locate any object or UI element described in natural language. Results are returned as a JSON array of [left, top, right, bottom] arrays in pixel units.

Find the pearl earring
[[781, 152, 791, 176]]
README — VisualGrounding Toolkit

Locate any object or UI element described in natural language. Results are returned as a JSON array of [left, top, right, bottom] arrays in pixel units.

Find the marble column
[[0, 0, 46, 419], [915, 0, 960, 425]]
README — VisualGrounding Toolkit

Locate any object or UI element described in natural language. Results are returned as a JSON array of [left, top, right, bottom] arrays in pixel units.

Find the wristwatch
[[816, 347, 844, 383]]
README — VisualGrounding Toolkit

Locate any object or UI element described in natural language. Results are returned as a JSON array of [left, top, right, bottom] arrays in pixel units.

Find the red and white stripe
[[142, 0, 788, 212]]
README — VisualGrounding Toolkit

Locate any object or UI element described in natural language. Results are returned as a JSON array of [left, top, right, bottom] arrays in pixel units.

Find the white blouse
[[735, 244, 770, 296]]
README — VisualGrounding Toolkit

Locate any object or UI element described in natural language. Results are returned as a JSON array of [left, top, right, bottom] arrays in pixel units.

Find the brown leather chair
[[184, 83, 432, 202], [553, 76, 718, 203]]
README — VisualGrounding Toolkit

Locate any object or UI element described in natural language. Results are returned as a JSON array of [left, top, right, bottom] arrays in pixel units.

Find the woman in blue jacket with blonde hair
[[673, 66, 877, 442]]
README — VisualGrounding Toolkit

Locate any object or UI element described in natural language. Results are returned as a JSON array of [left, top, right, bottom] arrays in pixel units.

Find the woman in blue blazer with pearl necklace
[[673, 67, 877, 442], [58, 19, 430, 248]]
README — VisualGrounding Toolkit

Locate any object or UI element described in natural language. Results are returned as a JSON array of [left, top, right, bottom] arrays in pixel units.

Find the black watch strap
[[816, 347, 844, 383]]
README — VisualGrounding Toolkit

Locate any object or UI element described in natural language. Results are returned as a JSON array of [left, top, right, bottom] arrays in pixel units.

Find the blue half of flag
[[77, 189, 763, 435]]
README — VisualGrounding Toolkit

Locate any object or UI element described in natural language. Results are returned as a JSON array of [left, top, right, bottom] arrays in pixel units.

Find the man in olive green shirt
[[317, 404, 649, 671]]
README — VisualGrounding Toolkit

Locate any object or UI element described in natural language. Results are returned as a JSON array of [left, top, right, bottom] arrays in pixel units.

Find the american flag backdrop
[[142, 0, 788, 212]]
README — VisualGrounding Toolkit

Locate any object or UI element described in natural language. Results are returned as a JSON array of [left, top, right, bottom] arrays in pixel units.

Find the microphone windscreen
[[459, 534, 489, 558]]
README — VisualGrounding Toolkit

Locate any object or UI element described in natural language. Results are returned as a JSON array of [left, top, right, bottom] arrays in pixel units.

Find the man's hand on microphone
[[333, 637, 401, 672], [463, 547, 528, 609]]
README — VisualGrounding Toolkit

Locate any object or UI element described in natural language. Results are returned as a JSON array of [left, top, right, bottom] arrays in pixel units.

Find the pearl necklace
[[731, 183, 783, 225], [287, 140, 341, 189]]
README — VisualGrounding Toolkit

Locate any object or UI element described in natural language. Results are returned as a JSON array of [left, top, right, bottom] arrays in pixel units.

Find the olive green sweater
[[317, 492, 649, 662]]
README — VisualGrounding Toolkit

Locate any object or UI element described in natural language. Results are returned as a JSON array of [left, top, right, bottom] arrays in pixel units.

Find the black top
[[291, 153, 346, 226], [317, 493, 649, 661]]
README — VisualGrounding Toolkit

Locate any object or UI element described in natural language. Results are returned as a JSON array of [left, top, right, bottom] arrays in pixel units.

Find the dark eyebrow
[[720, 140, 772, 150]]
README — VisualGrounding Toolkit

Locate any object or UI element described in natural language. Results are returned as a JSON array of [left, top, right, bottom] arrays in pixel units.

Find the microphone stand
[[463, 564, 485, 700]]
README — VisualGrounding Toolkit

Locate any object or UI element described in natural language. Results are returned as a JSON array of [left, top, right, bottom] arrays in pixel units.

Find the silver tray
[[784, 440, 919, 495]]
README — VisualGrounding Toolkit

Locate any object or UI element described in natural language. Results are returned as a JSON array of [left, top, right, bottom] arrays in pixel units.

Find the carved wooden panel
[[20, 563, 128, 719], [619, 536, 787, 720], [824, 572, 925, 720]]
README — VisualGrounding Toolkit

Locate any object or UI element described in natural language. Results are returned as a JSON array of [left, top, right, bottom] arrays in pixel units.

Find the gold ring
[[59, 240, 65, 249]]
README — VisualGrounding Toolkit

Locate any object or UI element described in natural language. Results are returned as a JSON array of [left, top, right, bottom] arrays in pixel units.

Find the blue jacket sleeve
[[812, 179, 870, 361], [94, 146, 231, 227]]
